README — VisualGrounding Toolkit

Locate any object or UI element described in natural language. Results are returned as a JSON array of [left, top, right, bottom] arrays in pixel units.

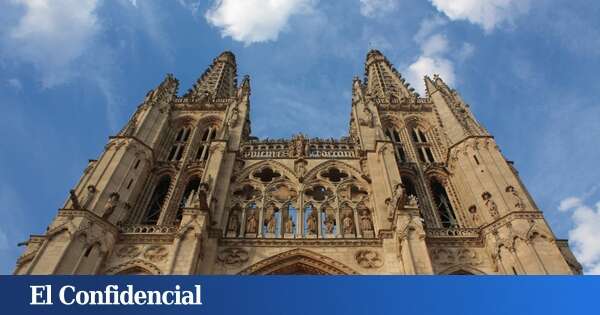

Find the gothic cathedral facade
[[14, 51, 582, 275]]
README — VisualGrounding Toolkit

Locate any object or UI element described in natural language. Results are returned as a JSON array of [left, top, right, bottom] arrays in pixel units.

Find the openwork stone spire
[[185, 51, 238, 99], [364, 50, 416, 100]]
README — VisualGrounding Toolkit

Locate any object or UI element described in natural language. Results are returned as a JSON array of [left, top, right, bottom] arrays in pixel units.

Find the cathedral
[[14, 51, 582, 275]]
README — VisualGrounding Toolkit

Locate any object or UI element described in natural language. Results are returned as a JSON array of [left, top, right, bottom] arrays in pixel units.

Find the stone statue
[[324, 215, 335, 233], [246, 213, 258, 234], [228, 212, 239, 233], [363, 106, 374, 128], [506, 186, 525, 210], [343, 214, 354, 234], [228, 107, 239, 128], [306, 211, 318, 234], [80, 185, 96, 209], [482, 192, 499, 218], [266, 213, 276, 233], [102, 192, 120, 220], [407, 194, 419, 207], [68, 190, 81, 209], [284, 216, 294, 233], [360, 210, 373, 231]]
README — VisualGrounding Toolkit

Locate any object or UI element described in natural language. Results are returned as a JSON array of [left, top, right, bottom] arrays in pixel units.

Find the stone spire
[[185, 51, 238, 99], [425, 74, 488, 144], [364, 50, 416, 100]]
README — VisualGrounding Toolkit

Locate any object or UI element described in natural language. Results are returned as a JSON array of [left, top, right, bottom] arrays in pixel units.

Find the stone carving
[[360, 210, 373, 232], [430, 248, 482, 266], [324, 214, 335, 234], [116, 245, 141, 258], [343, 214, 354, 234], [386, 182, 404, 218], [505, 186, 525, 210], [217, 248, 249, 265], [407, 194, 419, 207], [482, 192, 499, 218], [468, 205, 479, 224], [306, 211, 318, 235], [143, 246, 168, 262], [355, 250, 383, 268], [266, 213, 277, 233], [80, 185, 96, 209], [289, 133, 308, 158], [102, 192, 120, 220], [246, 213, 258, 234], [360, 106, 374, 128], [284, 216, 294, 234], [228, 107, 240, 128], [228, 212, 240, 233]]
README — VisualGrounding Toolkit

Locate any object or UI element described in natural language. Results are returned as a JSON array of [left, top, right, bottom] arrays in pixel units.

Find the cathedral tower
[[14, 51, 581, 275]]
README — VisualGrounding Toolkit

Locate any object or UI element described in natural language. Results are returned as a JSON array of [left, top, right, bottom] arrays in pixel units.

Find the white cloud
[[6, 78, 23, 92], [429, 0, 530, 32], [359, 0, 398, 18], [559, 197, 600, 274], [457, 42, 475, 61], [420, 33, 448, 56], [406, 56, 455, 94], [405, 20, 455, 95], [205, 0, 315, 45], [4, 0, 100, 88]]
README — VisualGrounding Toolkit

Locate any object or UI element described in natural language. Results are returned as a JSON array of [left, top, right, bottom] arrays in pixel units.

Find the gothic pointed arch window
[[321, 203, 336, 236], [168, 127, 192, 161], [430, 178, 457, 228], [304, 203, 318, 237], [411, 127, 435, 163], [175, 177, 201, 223], [385, 127, 407, 162], [282, 202, 297, 236], [263, 203, 281, 237], [196, 126, 217, 161], [226, 204, 242, 237], [142, 175, 171, 225]]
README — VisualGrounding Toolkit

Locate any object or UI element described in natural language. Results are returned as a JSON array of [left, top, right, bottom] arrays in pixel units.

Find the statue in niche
[[266, 213, 277, 233], [360, 210, 373, 232], [362, 106, 374, 128], [246, 213, 258, 234], [482, 192, 499, 218], [68, 190, 81, 209], [102, 192, 120, 220], [284, 216, 294, 234], [407, 194, 419, 207], [228, 212, 240, 233], [506, 186, 525, 210], [306, 211, 318, 235], [80, 185, 97, 209], [343, 214, 354, 234], [324, 215, 335, 233], [228, 107, 239, 128]]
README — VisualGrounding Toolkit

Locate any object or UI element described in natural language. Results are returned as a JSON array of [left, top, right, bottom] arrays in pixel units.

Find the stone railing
[[241, 137, 358, 159], [426, 227, 481, 238], [120, 225, 178, 234]]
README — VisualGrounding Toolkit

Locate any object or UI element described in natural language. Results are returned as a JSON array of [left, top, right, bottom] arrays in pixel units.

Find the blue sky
[[1, 0, 599, 274]]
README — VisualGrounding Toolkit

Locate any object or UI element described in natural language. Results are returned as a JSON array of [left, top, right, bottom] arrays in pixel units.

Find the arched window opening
[[283, 203, 297, 236], [168, 127, 192, 161], [304, 204, 318, 237], [385, 127, 407, 162], [321, 204, 336, 236], [263, 204, 281, 237], [411, 127, 435, 163], [340, 204, 355, 237], [244, 202, 259, 236], [226, 204, 242, 237], [430, 179, 457, 228], [357, 203, 374, 238], [143, 176, 171, 225], [196, 126, 217, 161], [176, 177, 201, 222]]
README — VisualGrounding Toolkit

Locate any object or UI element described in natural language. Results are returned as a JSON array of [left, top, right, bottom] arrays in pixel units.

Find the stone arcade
[[14, 51, 582, 275]]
